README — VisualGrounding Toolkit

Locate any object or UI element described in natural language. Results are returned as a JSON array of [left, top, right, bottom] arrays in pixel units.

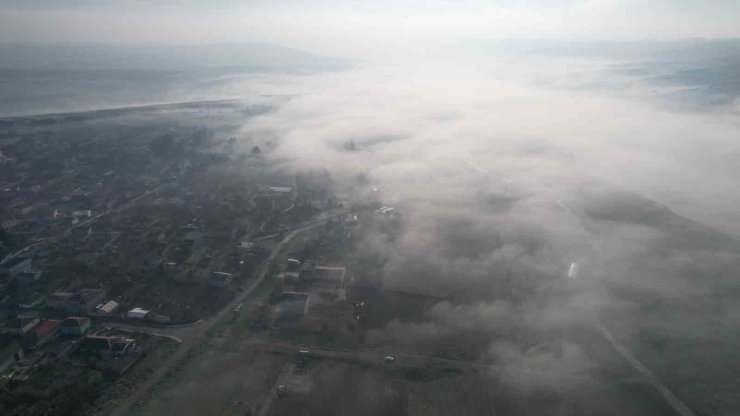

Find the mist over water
[[0, 43, 347, 117]]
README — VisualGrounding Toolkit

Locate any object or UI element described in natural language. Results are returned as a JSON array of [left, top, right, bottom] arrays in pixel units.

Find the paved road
[[596, 323, 696, 416], [102, 208, 351, 334], [227, 339, 595, 382], [253, 209, 350, 242], [110, 220, 322, 416], [106, 204, 597, 415], [540, 179, 696, 416], [5, 178, 696, 416]]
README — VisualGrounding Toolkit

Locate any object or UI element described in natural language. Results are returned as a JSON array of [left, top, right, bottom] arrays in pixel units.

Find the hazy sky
[[1, 0, 739, 59]]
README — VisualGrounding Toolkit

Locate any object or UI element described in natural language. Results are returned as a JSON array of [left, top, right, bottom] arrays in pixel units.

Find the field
[[91, 336, 180, 415]]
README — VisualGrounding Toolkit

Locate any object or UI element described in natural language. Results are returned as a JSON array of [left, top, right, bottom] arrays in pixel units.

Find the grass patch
[[364, 290, 442, 329], [0, 363, 103, 416], [183, 246, 209, 268], [131, 340, 215, 416], [208, 248, 233, 273]]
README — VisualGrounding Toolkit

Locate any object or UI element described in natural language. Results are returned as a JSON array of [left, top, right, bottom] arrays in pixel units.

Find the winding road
[[110, 220, 316, 416]]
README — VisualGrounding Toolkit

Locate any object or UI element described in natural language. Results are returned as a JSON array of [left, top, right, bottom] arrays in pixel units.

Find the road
[[242, 334, 601, 416], [101, 208, 351, 335], [105, 203, 597, 415], [30, 190, 685, 414], [104, 203, 600, 415], [532, 174, 697, 416], [596, 323, 696, 416], [110, 219, 323, 416], [252, 209, 350, 242], [231, 338, 596, 381]]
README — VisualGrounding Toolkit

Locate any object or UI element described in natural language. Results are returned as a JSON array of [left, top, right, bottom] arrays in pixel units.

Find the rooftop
[[97, 300, 119, 314]]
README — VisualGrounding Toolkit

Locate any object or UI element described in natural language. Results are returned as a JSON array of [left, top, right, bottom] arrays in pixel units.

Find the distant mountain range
[[0, 42, 349, 73], [474, 38, 740, 111]]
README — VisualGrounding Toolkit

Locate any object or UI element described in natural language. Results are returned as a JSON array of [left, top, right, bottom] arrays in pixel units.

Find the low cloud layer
[[242, 59, 740, 235], [237, 53, 740, 405]]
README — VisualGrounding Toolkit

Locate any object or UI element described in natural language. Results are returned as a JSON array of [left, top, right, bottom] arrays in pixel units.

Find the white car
[[384, 356, 395, 363]]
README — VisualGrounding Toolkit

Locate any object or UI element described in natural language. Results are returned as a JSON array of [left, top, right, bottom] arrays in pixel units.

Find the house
[[298, 262, 346, 289], [238, 241, 256, 250], [344, 214, 360, 226], [46, 288, 105, 313], [18, 201, 47, 216], [298, 261, 317, 280], [46, 291, 76, 311], [18, 293, 46, 309], [59, 317, 91, 336], [1, 218, 17, 229], [127, 307, 149, 319], [236, 241, 261, 255], [22, 319, 62, 348], [72, 210, 93, 218], [375, 206, 395, 215], [236, 242, 263, 258], [79, 288, 106, 312], [96, 300, 119, 315], [16, 270, 42, 284], [314, 266, 346, 288], [1, 314, 40, 335], [77, 335, 135, 356], [0, 151, 15, 165], [11, 258, 33, 276]]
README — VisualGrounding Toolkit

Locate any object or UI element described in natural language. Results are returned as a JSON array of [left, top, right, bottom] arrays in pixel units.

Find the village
[[0, 104, 391, 414], [0, 102, 464, 416]]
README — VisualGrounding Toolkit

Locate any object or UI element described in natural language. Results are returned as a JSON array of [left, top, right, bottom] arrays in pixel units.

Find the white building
[[127, 307, 149, 319], [267, 186, 292, 193], [72, 210, 93, 218]]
